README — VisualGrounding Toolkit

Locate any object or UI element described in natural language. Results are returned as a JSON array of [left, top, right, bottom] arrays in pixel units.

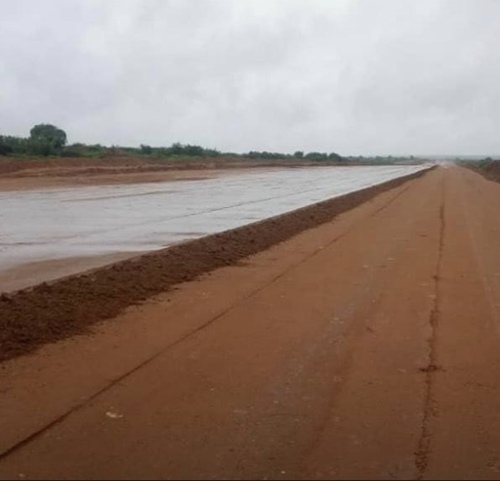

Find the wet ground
[[0, 165, 429, 291], [4, 166, 500, 479]]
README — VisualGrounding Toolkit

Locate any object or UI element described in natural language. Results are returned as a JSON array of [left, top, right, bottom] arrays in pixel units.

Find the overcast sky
[[1, 0, 499, 155]]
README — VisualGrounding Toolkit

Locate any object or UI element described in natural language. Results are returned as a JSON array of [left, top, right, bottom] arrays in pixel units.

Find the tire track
[[415, 178, 446, 479]]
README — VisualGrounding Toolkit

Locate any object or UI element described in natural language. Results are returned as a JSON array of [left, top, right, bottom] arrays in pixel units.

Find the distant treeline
[[0, 123, 417, 164], [0, 125, 344, 161]]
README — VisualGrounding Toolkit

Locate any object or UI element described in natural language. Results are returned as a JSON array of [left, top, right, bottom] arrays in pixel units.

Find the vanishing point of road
[[1, 165, 500, 479]]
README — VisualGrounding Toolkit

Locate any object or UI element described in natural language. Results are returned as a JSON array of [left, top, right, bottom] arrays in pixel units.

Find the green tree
[[328, 152, 343, 162], [0, 136, 14, 155], [0, 135, 29, 155], [305, 152, 328, 161], [29, 124, 67, 156], [140, 144, 153, 155]]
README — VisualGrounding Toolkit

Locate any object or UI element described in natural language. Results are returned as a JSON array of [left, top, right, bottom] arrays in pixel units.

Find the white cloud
[[1, 0, 500, 155]]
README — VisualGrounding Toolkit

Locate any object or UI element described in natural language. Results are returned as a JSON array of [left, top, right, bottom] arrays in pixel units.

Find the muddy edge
[[0, 167, 434, 363]]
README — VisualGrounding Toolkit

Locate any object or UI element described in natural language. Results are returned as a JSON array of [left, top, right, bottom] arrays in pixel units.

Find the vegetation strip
[[1, 122, 414, 163], [0, 168, 433, 363], [462, 159, 500, 183]]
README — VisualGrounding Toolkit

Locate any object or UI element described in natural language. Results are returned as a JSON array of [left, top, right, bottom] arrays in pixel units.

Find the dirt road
[[1, 166, 500, 479]]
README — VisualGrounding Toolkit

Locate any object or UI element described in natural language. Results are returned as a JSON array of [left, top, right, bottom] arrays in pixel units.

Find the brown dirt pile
[[0, 168, 432, 363]]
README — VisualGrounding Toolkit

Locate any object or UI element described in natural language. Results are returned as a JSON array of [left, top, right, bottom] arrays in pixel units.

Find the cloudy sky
[[1, 0, 499, 156]]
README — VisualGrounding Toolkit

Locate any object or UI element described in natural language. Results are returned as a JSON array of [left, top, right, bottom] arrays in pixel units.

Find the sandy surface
[[1, 166, 500, 479]]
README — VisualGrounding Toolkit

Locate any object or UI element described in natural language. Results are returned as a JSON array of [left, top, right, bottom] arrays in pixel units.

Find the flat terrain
[[1, 166, 500, 479]]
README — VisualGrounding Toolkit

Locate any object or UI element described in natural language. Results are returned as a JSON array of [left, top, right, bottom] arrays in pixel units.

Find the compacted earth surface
[[1, 165, 500, 479]]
